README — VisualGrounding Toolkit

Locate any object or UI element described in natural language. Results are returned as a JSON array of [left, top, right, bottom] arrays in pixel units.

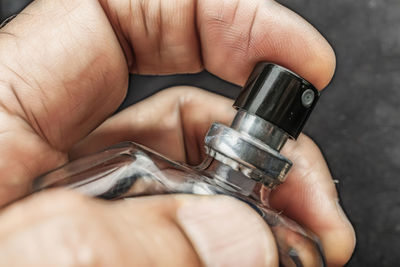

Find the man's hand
[[0, 0, 354, 266]]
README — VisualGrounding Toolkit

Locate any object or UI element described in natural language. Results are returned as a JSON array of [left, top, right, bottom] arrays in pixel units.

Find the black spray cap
[[233, 62, 320, 139]]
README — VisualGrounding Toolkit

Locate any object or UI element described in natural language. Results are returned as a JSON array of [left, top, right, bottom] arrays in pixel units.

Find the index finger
[[102, 0, 335, 88]]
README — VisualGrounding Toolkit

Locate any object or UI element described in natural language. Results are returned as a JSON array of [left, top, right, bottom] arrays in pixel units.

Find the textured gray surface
[[278, 1, 400, 266], [2, 0, 400, 266], [0, 0, 30, 20]]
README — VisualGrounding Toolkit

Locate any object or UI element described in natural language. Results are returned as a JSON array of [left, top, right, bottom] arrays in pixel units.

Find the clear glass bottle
[[33, 63, 325, 267]]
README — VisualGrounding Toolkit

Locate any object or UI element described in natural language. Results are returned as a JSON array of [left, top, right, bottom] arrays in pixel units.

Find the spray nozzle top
[[233, 62, 319, 139]]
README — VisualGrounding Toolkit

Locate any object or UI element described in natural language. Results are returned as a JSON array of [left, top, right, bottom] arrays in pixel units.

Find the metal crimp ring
[[204, 123, 292, 187]]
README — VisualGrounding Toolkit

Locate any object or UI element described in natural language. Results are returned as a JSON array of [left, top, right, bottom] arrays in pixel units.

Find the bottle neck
[[230, 110, 289, 151], [198, 153, 270, 205], [203, 110, 292, 189], [200, 108, 293, 205]]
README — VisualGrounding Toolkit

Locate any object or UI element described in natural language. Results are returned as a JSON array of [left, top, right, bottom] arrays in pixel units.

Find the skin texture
[[0, 0, 354, 266]]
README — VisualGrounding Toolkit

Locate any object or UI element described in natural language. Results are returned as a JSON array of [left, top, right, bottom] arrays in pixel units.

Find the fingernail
[[176, 196, 278, 267]]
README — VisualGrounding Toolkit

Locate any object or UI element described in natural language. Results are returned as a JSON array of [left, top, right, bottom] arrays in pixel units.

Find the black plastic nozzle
[[233, 62, 319, 139]]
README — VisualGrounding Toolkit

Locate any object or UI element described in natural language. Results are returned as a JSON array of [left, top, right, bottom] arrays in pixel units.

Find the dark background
[[1, 1, 399, 266]]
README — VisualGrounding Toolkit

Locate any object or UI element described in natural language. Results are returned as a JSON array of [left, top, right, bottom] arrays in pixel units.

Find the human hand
[[0, 0, 355, 266]]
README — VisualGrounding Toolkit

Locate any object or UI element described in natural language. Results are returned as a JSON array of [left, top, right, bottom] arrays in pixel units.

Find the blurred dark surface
[[2, 1, 400, 266], [0, 0, 30, 21]]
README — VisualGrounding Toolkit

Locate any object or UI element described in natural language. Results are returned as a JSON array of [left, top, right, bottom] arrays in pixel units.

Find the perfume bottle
[[33, 63, 324, 267]]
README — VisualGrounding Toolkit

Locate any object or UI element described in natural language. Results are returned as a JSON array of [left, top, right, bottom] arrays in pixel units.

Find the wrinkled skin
[[0, 0, 355, 266]]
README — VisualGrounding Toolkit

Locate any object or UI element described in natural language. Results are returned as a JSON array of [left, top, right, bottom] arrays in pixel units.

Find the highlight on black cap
[[233, 62, 320, 139]]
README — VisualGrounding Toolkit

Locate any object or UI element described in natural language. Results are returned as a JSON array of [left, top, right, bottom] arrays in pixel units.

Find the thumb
[[0, 191, 278, 267], [174, 196, 278, 267]]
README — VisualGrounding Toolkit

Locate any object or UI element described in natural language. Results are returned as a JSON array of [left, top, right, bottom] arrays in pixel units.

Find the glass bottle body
[[34, 142, 325, 267]]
